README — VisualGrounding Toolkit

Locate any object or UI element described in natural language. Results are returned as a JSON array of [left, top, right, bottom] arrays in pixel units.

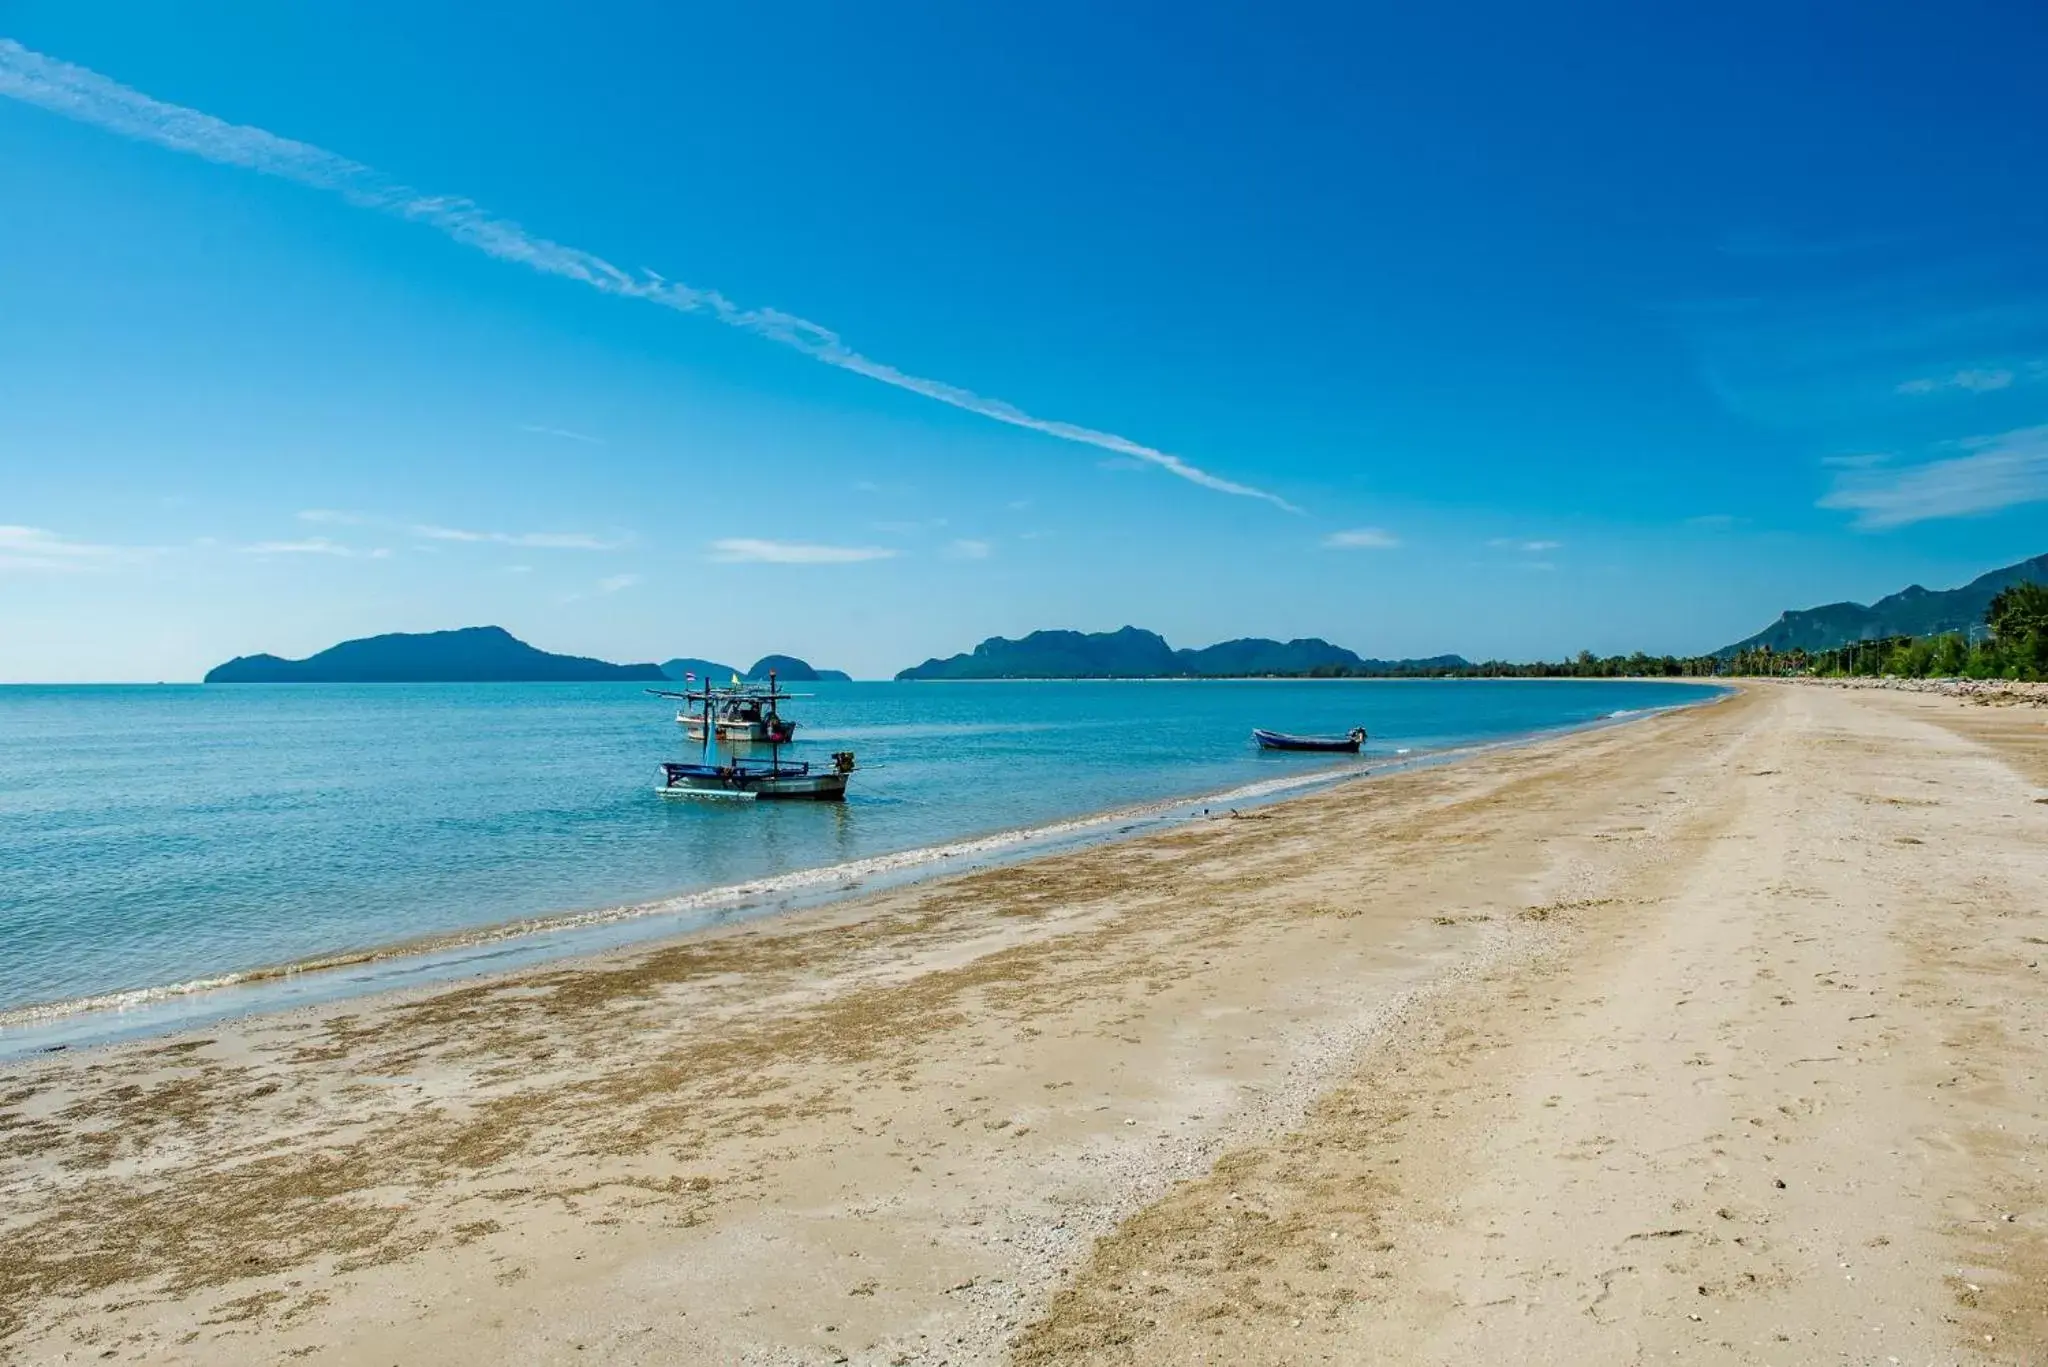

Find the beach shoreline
[[2, 682, 2039, 1365], [0, 685, 1725, 1058]]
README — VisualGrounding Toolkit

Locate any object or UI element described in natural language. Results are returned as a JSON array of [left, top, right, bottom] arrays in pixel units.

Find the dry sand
[[1, 683, 2042, 1365]]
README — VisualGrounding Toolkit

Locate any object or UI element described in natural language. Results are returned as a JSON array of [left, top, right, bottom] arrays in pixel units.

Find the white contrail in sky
[[0, 38, 1300, 512]]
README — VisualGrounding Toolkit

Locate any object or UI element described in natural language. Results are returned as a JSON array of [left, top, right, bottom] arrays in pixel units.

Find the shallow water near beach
[[0, 678, 1715, 1041]]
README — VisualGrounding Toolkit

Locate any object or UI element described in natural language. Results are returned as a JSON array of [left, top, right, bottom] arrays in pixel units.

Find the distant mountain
[[896, 626, 1468, 679], [745, 655, 852, 682], [205, 626, 667, 683], [1348, 654, 1473, 674], [1180, 637, 1376, 676], [1717, 552, 2048, 656], [661, 657, 739, 682], [901, 627, 1181, 680]]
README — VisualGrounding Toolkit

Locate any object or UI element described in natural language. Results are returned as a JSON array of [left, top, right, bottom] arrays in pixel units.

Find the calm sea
[[0, 679, 1717, 1048]]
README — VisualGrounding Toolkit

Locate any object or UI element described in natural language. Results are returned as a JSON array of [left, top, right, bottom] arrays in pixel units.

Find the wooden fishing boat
[[1252, 726, 1367, 753], [654, 669, 855, 800], [658, 752, 856, 801]]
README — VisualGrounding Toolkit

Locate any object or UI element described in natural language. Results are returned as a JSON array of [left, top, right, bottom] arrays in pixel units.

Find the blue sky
[[3, 1, 2046, 680]]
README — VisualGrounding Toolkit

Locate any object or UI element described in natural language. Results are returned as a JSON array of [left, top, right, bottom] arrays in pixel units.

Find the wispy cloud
[[596, 572, 641, 593], [240, 537, 390, 557], [1671, 257, 2048, 435], [1819, 452, 1889, 469], [1819, 423, 2048, 529], [1487, 537, 1561, 552], [516, 423, 606, 445], [1322, 528, 1400, 550], [1896, 367, 2015, 396], [0, 39, 1297, 513], [409, 523, 622, 550], [944, 538, 993, 560], [708, 538, 899, 565], [295, 511, 622, 549], [0, 525, 147, 572]]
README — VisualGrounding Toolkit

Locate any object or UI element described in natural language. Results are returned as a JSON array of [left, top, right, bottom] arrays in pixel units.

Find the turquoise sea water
[[0, 679, 1717, 1044]]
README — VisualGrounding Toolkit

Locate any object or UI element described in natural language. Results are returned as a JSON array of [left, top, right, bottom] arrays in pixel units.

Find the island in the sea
[[659, 655, 851, 683], [205, 626, 667, 683], [896, 626, 1468, 679], [660, 657, 740, 682], [745, 654, 851, 683]]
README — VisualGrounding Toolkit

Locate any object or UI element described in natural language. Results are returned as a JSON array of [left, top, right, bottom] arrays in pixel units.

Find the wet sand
[[2, 683, 2043, 1364]]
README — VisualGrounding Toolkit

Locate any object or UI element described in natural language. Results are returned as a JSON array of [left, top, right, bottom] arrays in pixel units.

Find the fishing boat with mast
[[650, 671, 856, 800]]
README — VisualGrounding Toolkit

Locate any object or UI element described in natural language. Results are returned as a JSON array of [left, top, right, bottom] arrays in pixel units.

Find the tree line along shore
[[1303, 581, 2048, 683]]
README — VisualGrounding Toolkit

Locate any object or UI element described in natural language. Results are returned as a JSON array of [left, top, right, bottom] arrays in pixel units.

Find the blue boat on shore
[[1252, 726, 1367, 753]]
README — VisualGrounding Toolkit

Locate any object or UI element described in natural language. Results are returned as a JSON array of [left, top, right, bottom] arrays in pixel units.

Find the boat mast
[[699, 679, 713, 765]]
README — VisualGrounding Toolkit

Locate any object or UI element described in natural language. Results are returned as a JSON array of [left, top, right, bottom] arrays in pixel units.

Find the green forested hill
[[1717, 553, 2048, 656]]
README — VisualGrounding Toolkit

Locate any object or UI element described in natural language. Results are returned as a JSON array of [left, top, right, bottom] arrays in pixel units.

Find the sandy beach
[[2, 682, 2043, 1365]]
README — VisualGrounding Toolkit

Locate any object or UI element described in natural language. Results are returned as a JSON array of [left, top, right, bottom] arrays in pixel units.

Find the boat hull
[[1252, 728, 1363, 753], [747, 771, 849, 800], [657, 762, 850, 801]]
